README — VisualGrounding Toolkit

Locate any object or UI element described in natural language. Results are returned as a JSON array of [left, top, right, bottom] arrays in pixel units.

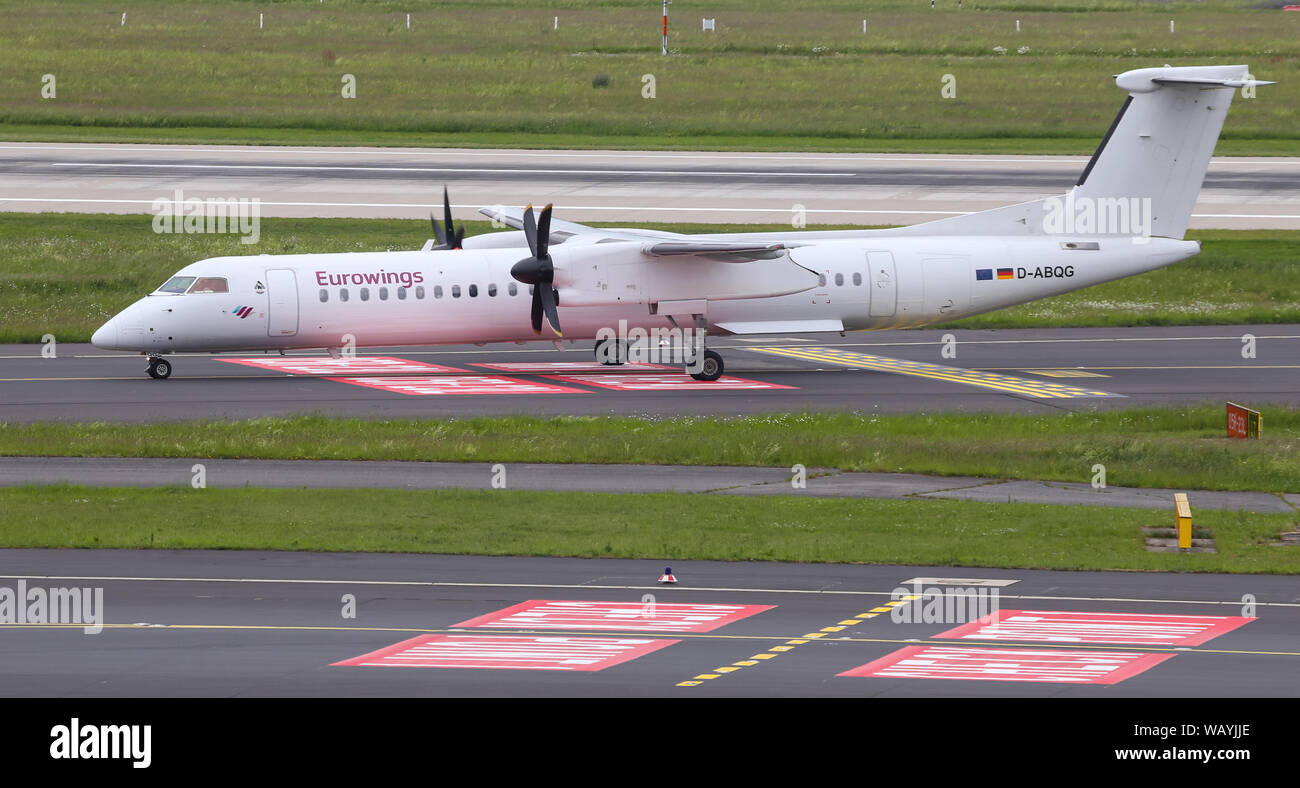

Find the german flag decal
[[997, 268, 1015, 280]]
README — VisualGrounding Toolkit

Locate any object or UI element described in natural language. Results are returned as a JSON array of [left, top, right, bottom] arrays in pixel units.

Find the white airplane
[[93, 65, 1269, 380]]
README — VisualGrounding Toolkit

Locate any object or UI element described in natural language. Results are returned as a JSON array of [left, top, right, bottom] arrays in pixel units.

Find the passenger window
[[360, 287, 370, 301], [397, 287, 407, 300], [835, 273, 844, 287], [818, 274, 827, 287], [452, 285, 461, 298], [416, 286, 425, 299], [156, 276, 196, 294], [508, 283, 518, 296], [488, 283, 497, 297], [319, 289, 328, 303], [434, 285, 444, 299], [340, 288, 349, 302], [379, 287, 388, 301], [853, 272, 862, 286], [469, 284, 478, 298]]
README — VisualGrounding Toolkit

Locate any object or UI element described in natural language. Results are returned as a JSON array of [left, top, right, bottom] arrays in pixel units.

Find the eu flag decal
[[976, 269, 993, 281]]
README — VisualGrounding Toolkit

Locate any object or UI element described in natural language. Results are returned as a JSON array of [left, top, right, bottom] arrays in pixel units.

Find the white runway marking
[[50, 162, 857, 177], [7, 143, 1298, 166], [0, 574, 1295, 607], [0, 331, 1292, 360], [1, 197, 1293, 220]]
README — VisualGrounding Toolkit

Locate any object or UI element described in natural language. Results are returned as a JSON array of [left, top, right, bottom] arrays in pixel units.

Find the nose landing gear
[[146, 356, 172, 379]]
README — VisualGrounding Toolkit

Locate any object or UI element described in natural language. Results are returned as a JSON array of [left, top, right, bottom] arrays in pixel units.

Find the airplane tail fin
[[900, 65, 1271, 240]]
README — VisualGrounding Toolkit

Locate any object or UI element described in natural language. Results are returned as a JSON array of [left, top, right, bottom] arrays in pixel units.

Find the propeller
[[430, 186, 465, 250], [510, 203, 561, 336]]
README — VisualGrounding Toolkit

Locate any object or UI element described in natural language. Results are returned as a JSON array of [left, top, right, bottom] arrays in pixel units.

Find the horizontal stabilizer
[[1151, 76, 1275, 89]]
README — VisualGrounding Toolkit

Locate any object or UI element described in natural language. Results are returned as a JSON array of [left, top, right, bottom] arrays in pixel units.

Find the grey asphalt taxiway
[[1, 457, 1295, 513], [1, 142, 1297, 229], [2, 325, 1297, 422], [0, 549, 1295, 697]]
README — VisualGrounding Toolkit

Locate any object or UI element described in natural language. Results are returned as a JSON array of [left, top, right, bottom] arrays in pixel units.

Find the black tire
[[690, 349, 724, 381], [594, 338, 627, 366], [148, 358, 172, 379]]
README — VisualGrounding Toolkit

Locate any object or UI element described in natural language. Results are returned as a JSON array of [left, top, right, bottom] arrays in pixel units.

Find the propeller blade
[[442, 187, 455, 239], [536, 203, 553, 259], [522, 204, 538, 258], [539, 282, 562, 336], [530, 285, 544, 334], [442, 186, 464, 250], [430, 212, 446, 246]]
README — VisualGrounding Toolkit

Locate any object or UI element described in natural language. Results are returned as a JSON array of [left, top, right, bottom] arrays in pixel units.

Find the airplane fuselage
[[92, 235, 1198, 355]]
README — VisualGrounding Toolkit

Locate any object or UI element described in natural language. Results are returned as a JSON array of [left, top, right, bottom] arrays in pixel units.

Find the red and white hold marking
[[543, 373, 796, 391], [454, 600, 775, 633], [326, 375, 589, 396], [934, 609, 1253, 646], [218, 356, 463, 375], [333, 634, 677, 671], [468, 361, 671, 373], [840, 645, 1174, 684]]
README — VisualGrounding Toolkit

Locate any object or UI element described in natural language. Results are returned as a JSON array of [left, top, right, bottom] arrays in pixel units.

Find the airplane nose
[[91, 318, 118, 349]]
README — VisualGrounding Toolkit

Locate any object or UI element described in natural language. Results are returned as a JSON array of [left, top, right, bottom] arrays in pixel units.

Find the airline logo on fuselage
[[315, 270, 425, 288], [233, 305, 254, 319]]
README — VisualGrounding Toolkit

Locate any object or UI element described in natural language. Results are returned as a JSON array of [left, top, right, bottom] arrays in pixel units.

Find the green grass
[[4, 407, 1298, 493], [1, 213, 1298, 343], [1, 485, 1295, 573], [0, 0, 1295, 152]]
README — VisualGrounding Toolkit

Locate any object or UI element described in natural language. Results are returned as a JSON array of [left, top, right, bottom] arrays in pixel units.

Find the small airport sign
[[1226, 402, 1261, 439]]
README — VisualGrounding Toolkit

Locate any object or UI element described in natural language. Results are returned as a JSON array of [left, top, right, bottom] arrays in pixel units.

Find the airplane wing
[[477, 206, 796, 261], [477, 206, 650, 242]]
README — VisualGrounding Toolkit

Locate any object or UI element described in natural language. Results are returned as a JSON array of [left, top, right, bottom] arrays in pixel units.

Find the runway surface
[[0, 549, 1295, 697], [1, 457, 1294, 513], [2, 325, 1297, 422], [1, 142, 1297, 229]]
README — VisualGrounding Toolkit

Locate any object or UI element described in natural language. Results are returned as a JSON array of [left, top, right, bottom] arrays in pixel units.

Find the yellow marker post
[[1175, 493, 1193, 550]]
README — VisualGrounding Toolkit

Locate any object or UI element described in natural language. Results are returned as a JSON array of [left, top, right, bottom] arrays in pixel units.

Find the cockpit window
[[156, 276, 196, 294], [188, 277, 229, 294]]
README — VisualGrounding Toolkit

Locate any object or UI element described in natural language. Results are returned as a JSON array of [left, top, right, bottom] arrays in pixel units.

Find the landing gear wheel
[[594, 338, 628, 366], [690, 349, 724, 382], [147, 357, 172, 379]]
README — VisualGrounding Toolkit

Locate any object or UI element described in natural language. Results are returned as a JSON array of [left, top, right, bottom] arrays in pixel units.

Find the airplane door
[[867, 251, 896, 317], [266, 269, 299, 337], [922, 256, 971, 318]]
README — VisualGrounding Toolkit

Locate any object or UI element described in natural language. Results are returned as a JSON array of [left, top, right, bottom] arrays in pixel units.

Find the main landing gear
[[691, 349, 724, 382], [146, 356, 172, 379], [593, 338, 628, 366], [595, 335, 724, 381]]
